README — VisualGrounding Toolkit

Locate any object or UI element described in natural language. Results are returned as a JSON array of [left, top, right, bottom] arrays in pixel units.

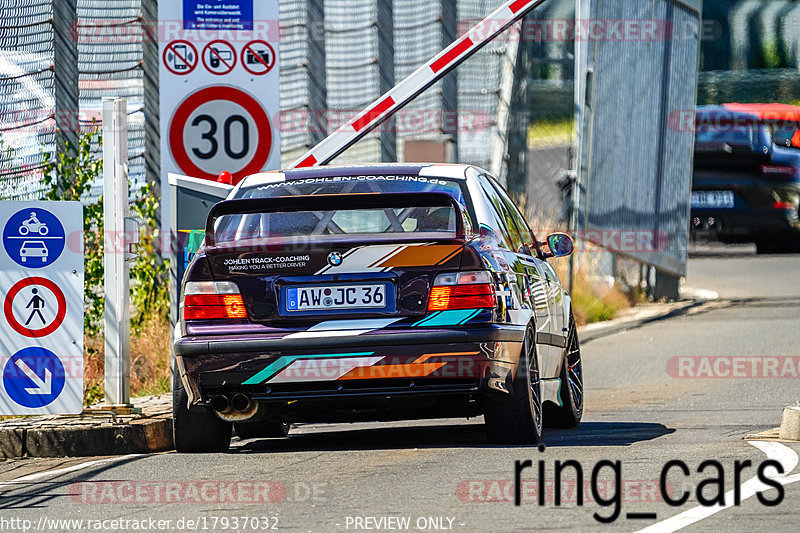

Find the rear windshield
[[214, 206, 457, 244], [217, 175, 468, 244], [695, 124, 758, 146]]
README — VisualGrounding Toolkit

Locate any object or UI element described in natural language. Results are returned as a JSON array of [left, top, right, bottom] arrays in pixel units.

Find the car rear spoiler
[[204, 192, 466, 247]]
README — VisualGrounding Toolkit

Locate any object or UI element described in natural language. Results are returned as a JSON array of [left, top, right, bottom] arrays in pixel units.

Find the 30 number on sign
[[191, 115, 251, 161]]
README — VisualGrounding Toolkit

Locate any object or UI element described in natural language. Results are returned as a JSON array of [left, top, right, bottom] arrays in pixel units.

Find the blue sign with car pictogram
[[2, 208, 66, 268]]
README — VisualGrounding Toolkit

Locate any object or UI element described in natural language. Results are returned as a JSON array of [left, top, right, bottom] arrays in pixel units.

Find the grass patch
[[569, 275, 631, 325], [528, 118, 574, 146]]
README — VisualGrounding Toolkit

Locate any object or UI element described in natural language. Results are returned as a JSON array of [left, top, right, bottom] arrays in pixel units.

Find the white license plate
[[285, 284, 387, 311], [691, 190, 734, 208]]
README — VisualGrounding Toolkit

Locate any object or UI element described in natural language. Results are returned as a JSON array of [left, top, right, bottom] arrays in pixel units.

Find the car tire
[[484, 325, 543, 445], [234, 421, 291, 440], [544, 314, 583, 428], [173, 373, 232, 453]]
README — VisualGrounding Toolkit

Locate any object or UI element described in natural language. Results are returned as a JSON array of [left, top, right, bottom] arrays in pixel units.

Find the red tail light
[[428, 271, 496, 311], [773, 201, 797, 210], [183, 282, 247, 320]]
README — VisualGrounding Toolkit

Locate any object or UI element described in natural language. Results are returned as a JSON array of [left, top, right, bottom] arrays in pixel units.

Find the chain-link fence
[[0, 0, 146, 201], [0, 0, 55, 199], [520, 0, 575, 225]]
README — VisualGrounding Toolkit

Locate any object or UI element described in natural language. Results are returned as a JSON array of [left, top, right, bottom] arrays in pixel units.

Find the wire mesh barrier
[[520, 0, 575, 225], [574, 0, 703, 290], [278, 0, 325, 165], [0, 0, 54, 200], [77, 0, 145, 200], [393, 0, 456, 161], [0, 0, 145, 201], [322, 0, 386, 163]]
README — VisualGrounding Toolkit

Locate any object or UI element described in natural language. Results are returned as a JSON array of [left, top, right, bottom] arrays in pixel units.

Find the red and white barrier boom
[[289, 0, 548, 168]]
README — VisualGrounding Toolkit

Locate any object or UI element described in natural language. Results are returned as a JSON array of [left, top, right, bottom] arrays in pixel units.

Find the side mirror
[[545, 232, 574, 258]]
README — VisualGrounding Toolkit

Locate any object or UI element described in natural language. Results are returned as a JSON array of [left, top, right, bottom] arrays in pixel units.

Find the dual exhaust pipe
[[211, 393, 257, 422]]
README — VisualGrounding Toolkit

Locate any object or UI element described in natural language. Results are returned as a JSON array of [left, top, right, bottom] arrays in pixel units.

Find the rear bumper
[[174, 326, 524, 356], [174, 325, 525, 415], [691, 208, 799, 241]]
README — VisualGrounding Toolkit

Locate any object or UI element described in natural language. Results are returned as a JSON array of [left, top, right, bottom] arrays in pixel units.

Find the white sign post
[[103, 97, 135, 407], [158, 0, 281, 226], [0, 202, 84, 415]]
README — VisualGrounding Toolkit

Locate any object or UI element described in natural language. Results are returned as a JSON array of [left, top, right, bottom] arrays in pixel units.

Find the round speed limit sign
[[168, 86, 273, 181]]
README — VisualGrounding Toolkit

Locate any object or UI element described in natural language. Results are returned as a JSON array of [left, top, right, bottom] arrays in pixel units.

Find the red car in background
[[724, 103, 800, 149]]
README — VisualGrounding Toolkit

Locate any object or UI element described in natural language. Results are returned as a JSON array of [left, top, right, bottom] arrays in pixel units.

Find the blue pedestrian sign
[[2, 208, 66, 268], [2, 347, 66, 408]]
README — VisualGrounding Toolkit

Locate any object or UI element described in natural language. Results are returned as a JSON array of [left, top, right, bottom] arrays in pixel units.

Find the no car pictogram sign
[[168, 86, 273, 182], [3, 277, 67, 338], [163, 40, 198, 76]]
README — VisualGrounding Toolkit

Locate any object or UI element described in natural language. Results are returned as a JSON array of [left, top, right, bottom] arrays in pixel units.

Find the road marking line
[[0, 454, 140, 486], [636, 441, 799, 533]]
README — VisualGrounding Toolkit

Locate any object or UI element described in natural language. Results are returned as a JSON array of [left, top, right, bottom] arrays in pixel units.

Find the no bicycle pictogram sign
[[241, 40, 276, 76], [163, 40, 198, 76]]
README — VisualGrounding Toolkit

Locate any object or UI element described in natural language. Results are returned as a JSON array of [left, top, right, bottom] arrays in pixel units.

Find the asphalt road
[[1, 249, 799, 533]]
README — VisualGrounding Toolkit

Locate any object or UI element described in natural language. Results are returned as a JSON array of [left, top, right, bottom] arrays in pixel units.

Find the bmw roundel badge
[[327, 251, 343, 266]]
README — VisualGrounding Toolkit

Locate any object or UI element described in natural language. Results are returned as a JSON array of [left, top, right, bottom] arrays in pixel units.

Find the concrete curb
[[0, 416, 173, 459], [578, 293, 718, 344]]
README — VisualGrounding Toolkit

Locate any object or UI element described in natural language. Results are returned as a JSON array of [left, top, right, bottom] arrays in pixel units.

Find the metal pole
[[440, 0, 458, 155], [103, 97, 131, 407], [53, 0, 79, 162], [376, 0, 396, 162], [307, 0, 328, 147], [142, 0, 161, 201]]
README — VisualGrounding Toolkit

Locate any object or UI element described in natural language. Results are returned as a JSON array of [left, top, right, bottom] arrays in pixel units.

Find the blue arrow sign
[[3, 347, 66, 408], [2, 208, 66, 268]]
